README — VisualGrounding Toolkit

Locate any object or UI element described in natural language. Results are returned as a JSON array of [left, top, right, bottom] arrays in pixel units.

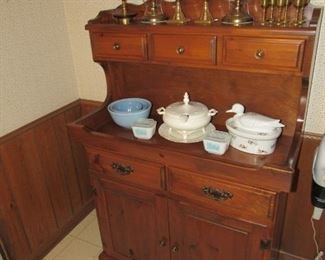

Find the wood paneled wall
[[0, 99, 324, 260], [0, 100, 93, 260]]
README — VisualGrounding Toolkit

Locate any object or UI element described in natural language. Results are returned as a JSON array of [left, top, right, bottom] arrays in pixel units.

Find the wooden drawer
[[87, 148, 163, 191], [168, 167, 276, 224], [222, 36, 305, 72], [90, 32, 147, 61], [150, 34, 217, 65]]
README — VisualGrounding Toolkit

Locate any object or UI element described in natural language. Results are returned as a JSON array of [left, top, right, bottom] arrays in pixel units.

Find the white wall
[[0, 1, 79, 136], [304, 0, 325, 134], [63, 0, 142, 102]]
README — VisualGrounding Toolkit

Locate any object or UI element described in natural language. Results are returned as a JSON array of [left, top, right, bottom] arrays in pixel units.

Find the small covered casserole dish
[[132, 118, 157, 140]]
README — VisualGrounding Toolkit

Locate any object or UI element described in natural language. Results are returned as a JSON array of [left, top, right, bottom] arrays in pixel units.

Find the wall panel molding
[[0, 100, 80, 143]]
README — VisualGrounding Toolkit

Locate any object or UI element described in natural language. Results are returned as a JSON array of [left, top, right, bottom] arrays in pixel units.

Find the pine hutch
[[68, 1, 321, 259]]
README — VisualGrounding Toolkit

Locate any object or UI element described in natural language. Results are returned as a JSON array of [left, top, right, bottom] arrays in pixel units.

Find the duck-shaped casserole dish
[[226, 103, 285, 155]]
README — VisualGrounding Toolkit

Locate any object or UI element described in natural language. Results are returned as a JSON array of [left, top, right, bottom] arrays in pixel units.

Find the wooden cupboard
[[68, 1, 321, 259]]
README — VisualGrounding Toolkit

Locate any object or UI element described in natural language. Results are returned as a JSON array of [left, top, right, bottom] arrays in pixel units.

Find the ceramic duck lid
[[226, 103, 285, 133]]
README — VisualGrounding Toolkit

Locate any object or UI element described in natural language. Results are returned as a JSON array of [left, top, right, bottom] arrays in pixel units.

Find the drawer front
[[168, 167, 276, 224], [87, 149, 163, 191], [90, 32, 147, 61], [150, 34, 217, 65], [222, 36, 305, 72]]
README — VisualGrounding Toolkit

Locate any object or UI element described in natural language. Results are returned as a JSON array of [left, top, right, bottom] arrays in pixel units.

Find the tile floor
[[43, 210, 102, 260]]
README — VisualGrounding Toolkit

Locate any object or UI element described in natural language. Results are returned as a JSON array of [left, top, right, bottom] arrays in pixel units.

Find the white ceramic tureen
[[157, 92, 218, 143], [157, 92, 218, 131], [226, 103, 285, 155]]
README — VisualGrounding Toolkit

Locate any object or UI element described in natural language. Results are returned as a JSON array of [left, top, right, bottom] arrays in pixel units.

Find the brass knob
[[176, 47, 185, 55], [171, 244, 179, 252], [159, 238, 167, 247], [255, 49, 265, 59], [113, 43, 121, 50]]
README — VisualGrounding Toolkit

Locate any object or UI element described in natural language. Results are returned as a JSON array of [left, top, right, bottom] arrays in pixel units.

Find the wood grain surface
[[0, 100, 93, 260]]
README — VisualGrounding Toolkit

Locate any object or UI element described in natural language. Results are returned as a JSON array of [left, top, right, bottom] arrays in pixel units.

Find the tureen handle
[[157, 107, 166, 115], [208, 109, 218, 116]]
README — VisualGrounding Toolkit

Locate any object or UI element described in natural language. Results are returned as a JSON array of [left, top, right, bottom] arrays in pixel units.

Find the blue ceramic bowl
[[107, 98, 152, 129]]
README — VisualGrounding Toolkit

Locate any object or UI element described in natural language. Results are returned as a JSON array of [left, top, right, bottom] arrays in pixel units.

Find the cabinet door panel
[[94, 178, 169, 260], [168, 200, 268, 260]]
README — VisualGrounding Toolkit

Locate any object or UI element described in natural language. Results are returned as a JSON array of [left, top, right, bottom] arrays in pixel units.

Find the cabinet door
[[168, 200, 270, 260], [93, 178, 170, 260]]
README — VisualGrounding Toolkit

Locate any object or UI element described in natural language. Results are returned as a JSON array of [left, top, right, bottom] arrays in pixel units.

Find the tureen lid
[[165, 92, 208, 116]]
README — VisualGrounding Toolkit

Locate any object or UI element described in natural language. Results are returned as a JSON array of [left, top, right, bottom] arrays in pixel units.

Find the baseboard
[[277, 250, 310, 260]]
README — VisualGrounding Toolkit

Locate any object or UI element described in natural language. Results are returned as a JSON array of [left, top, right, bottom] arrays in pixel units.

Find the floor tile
[[90, 209, 97, 217], [54, 239, 101, 260], [43, 235, 73, 260], [69, 212, 96, 238], [77, 217, 102, 247], [44, 211, 102, 260]]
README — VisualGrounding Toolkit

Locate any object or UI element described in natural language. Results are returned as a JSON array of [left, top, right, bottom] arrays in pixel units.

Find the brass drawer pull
[[255, 49, 265, 59], [176, 46, 185, 55], [112, 43, 121, 50], [111, 162, 134, 175], [202, 186, 233, 201]]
